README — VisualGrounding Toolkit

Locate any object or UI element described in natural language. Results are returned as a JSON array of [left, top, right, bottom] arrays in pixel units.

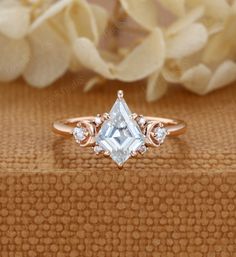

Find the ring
[[53, 90, 187, 168]]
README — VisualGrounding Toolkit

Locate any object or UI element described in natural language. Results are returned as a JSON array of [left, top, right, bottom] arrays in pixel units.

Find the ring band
[[53, 90, 187, 168], [53, 117, 186, 138]]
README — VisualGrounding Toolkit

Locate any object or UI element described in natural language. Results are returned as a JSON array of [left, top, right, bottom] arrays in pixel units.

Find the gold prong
[[76, 122, 82, 127], [137, 115, 146, 127], [140, 149, 147, 155], [150, 132, 155, 138], [117, 90, 124, 98], [139, 146, 147, 155], [131, 151, 138, 157], [117, 164, 123, 169], [104, 151, 110, 157], [132, 113, 138, 120], [103, 113, 110, 120], [83, 131, 89, 137]]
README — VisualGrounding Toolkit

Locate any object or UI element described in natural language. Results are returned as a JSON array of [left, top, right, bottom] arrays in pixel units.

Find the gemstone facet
[[96, 96, 145, 166]]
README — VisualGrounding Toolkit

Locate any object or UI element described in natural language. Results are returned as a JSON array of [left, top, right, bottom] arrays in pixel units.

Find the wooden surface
[[0, 76, 235, 256]]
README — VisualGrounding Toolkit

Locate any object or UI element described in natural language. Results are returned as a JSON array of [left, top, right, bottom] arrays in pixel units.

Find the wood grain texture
[[0, 75, 235, 256]]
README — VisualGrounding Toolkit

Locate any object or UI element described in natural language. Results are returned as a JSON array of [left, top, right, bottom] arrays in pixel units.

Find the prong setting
[[131, 151, 138, 157], [137, 115, 147, 127], [117, 163, 123, 169], [117, 90, 124, 98], [104, 151, 111, 157], [94, 145, 104, 155], [103, 113, 110, 120], [138, 145, 147, 155], [132, 113, 138, 120]]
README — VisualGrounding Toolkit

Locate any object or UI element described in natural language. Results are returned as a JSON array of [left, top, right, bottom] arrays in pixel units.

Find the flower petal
[[205, 0, 230, 19], [162, 60, 182, 83], [120, 0, 158, 30], [74, 29, 165, 82], [0, 34, 30, 81], [69, 55, 83, 72], [90, 4, 109, 37], [30, 0, 72, 31], [166, 6, 204, 36], [116, 28, 165, 81], [74, 37, 114, 78], [207, 60, 236, 92], [0, 6, 30, 39], [159, 0, 185, 16], [84, 76, 105, 92], [146, 72, 168, 102], [23, 23, 70, 87], [188, 0, 230, 20], [0, 0, 22, 7], [162, 52, 201, 83], [181, 61, 236, 95], [167, 23, 208, 59], [65, 0, 98, 43], [181, 64, 212, 94], [202, 13, 236, 65]]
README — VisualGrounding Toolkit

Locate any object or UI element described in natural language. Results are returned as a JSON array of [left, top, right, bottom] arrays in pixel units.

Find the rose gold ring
[[53, 90, 186, 168]]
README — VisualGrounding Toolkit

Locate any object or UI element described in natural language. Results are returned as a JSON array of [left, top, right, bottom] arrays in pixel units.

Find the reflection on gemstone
[[96, 97, 145, 166]]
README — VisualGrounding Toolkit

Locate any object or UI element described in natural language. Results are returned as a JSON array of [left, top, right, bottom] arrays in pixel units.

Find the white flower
[[116, 0, 208, 101], [181, 4, 236, 95], [74, 28, 166, 83], [0, 0, 235, 101], [118, 0, 236, 100], [0, 0, 108, 87], [72, 1, 208, 100], [164, 1, 236, 95], [0, 1, 31, 82]]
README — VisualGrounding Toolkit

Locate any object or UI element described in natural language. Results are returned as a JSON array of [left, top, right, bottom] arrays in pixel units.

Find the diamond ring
[[53, 90, 186, 168]]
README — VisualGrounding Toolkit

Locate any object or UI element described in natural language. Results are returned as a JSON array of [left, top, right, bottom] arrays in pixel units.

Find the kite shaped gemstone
[[96, 95, 145, 166]]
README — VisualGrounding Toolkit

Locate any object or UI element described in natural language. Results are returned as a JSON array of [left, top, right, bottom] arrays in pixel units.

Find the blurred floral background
[[0, 0, 236, 101]]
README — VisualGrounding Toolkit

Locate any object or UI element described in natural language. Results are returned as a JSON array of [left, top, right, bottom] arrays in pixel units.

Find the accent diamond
[[95, 116, 102, 126], [155, 127, 167, 144], [96, 95, 145, 166], [138, 117, 146, 126], [73, 127, 86, 142]]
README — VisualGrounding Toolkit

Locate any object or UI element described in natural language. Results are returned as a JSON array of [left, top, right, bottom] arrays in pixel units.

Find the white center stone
[[96, 96, 145, 166]]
